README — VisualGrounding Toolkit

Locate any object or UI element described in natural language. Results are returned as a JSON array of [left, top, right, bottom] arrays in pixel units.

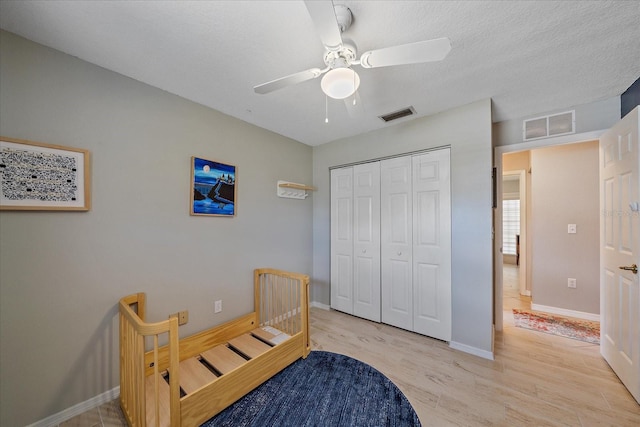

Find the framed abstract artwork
[[190, 156, 236, 217], [0, 136, 91, 211]]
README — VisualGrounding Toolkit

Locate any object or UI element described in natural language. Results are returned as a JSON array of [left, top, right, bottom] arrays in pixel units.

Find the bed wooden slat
[[200, 345, 247, 375], [228, 333, 272, 359], [251, 327, 291, 346], [173, 357, 217, 395]]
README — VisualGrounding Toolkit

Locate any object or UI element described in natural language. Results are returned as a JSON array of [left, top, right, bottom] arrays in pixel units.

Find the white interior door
[[331, 167, 354, 314], [413, 149, 452, 341], [381, 156, 413, 330], [352, 162, 381, 321], [600, 106, 640, 404]]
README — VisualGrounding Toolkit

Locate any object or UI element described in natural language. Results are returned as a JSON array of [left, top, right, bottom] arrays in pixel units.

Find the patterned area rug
[[201, 350, 420, 426], [513, 309, 600, 344]]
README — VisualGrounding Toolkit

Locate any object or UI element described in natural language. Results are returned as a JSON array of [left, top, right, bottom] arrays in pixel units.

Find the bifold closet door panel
[[412, 149, 452, 341], [352, 162, 381, 322], [381, 156, 413, 330], [331, 167, 354, 314]]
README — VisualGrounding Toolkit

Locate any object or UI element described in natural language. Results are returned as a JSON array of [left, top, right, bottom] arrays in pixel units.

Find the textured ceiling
[[1, 1, 639, 146]]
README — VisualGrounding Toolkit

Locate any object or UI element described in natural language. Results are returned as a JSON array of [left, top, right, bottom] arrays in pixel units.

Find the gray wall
[[493, 96, 620, 147], [312, 99, 494, 356], [0, 31, 313, 427], [530, 141, 600, 314]]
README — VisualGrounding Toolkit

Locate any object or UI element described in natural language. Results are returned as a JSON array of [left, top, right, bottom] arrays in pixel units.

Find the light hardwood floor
[[311, 265, 639, 426], [61, 265, 639, 426]]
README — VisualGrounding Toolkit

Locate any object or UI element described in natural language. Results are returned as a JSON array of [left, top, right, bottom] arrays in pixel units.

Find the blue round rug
[[201, 350, 421, 426]]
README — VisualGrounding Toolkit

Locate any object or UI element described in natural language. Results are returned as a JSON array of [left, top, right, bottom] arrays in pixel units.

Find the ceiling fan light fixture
[[321, 68, 360, 99]]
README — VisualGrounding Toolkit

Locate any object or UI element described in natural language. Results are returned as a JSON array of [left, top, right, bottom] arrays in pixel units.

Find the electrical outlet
[[214, 300, 222, 313], [170, 310, 189, 326], [568, 278, 577, 288], [568, 224, 577, 234]]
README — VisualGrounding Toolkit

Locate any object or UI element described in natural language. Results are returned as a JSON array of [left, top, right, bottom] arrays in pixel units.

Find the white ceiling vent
[[523, 110, 575, 141], [379, 106, 416, 123]]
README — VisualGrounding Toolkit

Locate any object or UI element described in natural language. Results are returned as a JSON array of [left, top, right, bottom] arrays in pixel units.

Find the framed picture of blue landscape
[[190, 156, 236, 217]]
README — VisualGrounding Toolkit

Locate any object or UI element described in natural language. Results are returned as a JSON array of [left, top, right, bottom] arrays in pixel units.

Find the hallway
[[502, 263, 531, 321]]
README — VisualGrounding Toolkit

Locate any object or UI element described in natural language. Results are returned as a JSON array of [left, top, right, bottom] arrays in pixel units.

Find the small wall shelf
[[277, 180, 316, 199]]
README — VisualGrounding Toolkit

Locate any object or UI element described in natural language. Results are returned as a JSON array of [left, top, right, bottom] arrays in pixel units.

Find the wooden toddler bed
[[119, 268, 310, 427]]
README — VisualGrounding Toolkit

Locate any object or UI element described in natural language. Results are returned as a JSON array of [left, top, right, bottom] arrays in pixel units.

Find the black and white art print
[[0, 137, 90, 211]]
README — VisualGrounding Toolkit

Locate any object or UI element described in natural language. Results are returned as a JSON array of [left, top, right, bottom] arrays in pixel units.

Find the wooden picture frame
[[0, 136, 91, 211], [190, 156, 236, 217]]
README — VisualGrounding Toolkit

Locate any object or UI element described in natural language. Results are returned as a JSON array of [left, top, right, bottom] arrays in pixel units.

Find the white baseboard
[[310, 301, 330, 310], [311, 303, 495, 360], [449, 341, 494, 360], [26, 386, 120, 427], [530, 304, 600, 322]]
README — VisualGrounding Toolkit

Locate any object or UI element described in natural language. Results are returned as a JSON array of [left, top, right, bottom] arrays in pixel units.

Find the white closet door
[[330, 167, 354, 314], [412, 149, 452, 341], [381, 156, 413, 330], [352, 162, 381, 321]]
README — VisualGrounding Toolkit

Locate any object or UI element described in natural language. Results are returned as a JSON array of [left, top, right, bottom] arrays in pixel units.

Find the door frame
[[493, 130, 606, 331]]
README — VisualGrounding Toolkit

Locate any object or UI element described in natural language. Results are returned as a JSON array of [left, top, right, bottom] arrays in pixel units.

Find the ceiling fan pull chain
[[325, 94, 329, 123], [352, 72, 357, 106]]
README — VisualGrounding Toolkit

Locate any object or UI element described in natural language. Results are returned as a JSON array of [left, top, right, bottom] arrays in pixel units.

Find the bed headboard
[[254, 268, 310, 354]]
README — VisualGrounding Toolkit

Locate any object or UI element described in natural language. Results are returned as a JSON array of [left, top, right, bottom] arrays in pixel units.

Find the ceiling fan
[[253, 1, 451, 106]]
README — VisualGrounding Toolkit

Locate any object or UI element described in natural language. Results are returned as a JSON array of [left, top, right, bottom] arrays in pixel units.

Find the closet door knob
[[397, 251, 402, 256], [362, 249, 366, 253]]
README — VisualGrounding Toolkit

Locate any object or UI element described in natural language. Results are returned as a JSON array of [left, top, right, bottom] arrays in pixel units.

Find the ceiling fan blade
[[254, 68, 324, 94], [304, 0, 343, 51], [359, 37, 451, 68], [344, 92, 364, 118]]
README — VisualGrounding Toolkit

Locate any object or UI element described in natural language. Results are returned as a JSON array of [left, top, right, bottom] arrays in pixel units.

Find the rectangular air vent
[[523, 110, 575, 141], [379, 106, 416, 122]]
